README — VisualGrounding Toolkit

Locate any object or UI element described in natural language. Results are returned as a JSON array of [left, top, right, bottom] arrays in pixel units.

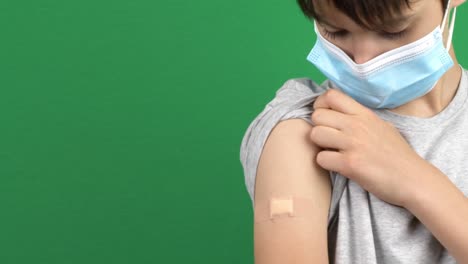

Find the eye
[[322, 29, 348, 40], [379, 29, 408, 40], [322, 27, 408, 41]]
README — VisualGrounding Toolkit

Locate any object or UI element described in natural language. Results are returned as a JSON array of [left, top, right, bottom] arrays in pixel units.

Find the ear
[[451, 0, 466, 8]]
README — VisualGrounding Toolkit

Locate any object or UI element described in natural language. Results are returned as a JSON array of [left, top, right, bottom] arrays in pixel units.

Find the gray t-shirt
[[239, 65, 468, 264]]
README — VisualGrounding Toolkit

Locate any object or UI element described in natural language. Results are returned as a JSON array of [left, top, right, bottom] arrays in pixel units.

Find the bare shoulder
[[254, 118, 331, 202], [253, 118, 331, 264]]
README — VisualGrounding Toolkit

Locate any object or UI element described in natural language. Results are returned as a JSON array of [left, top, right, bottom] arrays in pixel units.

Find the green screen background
[[1, 1, 467, 263]]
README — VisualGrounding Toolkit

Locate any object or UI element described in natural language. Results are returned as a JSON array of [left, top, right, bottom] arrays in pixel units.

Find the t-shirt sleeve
[[239, 78, 328, 207]]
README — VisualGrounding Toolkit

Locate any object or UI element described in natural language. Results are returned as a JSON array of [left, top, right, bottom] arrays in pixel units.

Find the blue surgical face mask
[[306, 3, 457, 109]]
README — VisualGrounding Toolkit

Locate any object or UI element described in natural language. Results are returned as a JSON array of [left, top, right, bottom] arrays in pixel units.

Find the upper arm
[[253, 118, 332, 264]]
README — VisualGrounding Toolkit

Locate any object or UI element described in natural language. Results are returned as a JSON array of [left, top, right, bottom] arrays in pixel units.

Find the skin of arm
[[402, 160, 468, 264], [254, 118, 332, 264]]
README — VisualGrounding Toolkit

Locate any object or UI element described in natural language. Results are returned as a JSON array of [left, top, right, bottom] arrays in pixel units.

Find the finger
[[316, 150, 346, 175], [310, 125, 350, 151], [313, 91, 331, 110], [314, 88, 366, 115], [311, 108, 350, 131]]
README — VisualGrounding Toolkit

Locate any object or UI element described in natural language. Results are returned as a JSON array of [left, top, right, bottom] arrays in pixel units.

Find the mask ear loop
[[441, 0, 457, 52], [438, 1, 457, 101], [440, 0, 451, 33], [446, 7, 457, 52]]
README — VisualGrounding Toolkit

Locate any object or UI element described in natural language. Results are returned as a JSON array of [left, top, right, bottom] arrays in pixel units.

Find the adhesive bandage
[[254, 195, 316, 223]]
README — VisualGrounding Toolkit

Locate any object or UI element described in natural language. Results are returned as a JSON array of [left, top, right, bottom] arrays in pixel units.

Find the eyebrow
[[314, 12, 417, 31]]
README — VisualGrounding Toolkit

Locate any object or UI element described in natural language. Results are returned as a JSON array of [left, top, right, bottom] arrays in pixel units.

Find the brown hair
[[296, 0, 448, 30]]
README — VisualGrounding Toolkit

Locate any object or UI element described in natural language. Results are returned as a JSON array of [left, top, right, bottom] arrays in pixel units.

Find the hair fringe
[[297, 0, 448, 30]]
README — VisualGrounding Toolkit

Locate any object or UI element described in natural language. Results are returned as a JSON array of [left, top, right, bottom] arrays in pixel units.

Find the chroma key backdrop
[[0, 1, 467, 263]]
